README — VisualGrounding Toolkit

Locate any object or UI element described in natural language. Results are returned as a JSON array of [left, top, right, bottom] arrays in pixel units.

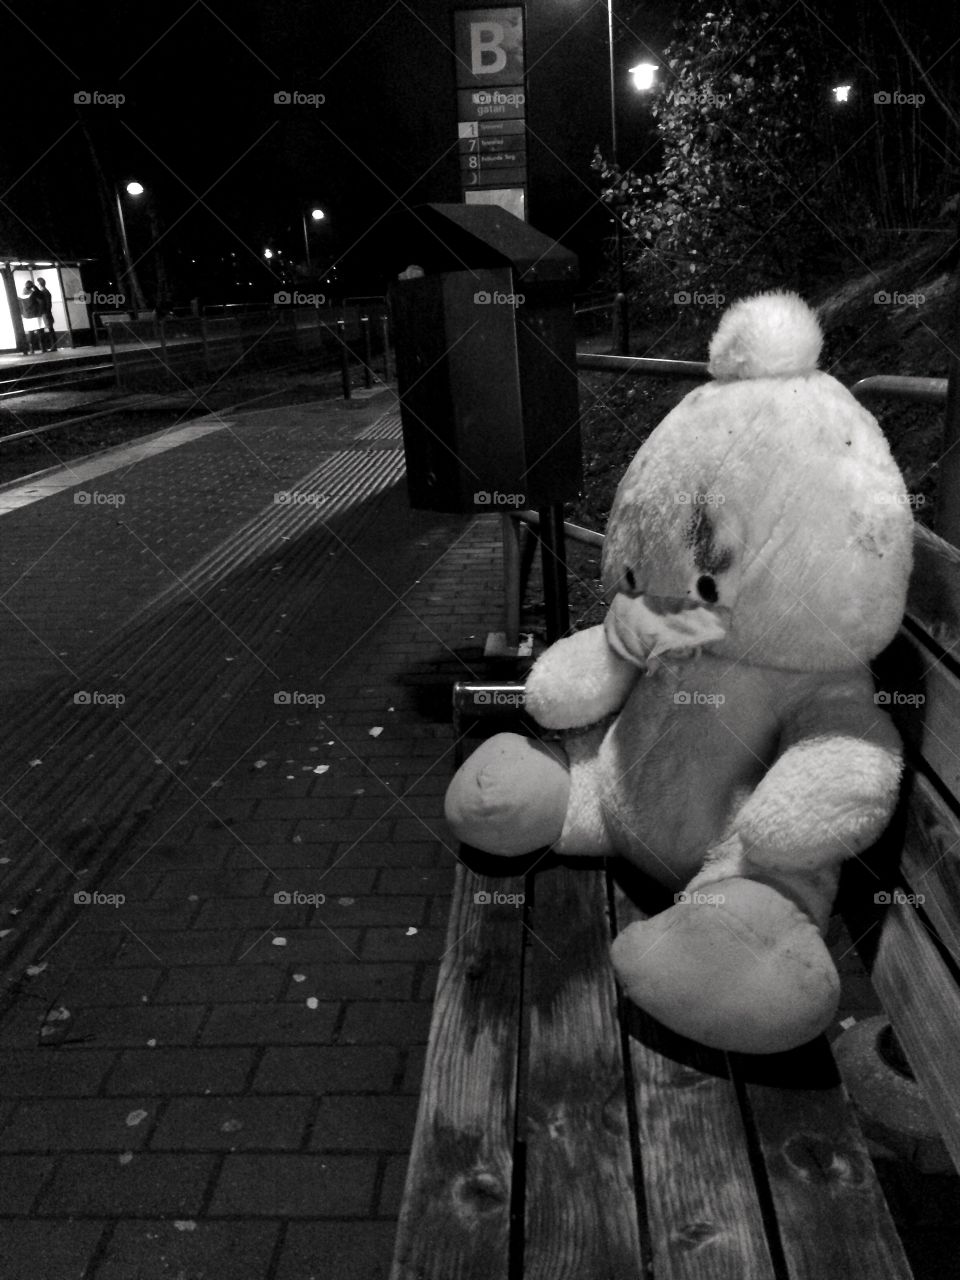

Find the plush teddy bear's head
[[601, 292, 913, 673]]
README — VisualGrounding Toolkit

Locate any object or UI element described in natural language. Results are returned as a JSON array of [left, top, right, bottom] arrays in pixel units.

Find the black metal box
[[389, 203, 582, 514]]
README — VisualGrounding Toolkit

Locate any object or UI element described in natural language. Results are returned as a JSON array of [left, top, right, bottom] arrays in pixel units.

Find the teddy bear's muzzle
[[604, 592, 729, 670]]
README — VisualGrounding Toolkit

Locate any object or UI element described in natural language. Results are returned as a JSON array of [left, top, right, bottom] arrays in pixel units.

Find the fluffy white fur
[[445, 292, 912, 1054], [708, 289, 823, 380]]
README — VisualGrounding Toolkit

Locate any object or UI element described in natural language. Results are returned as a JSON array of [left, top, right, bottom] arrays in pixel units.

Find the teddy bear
[[444, 291, 914, 1055]]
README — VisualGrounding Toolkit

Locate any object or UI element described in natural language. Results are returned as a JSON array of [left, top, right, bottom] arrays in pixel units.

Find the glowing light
[[264, 248, 274, 259], [310, 208, 325, 221], [629, 62, 657, 92], [832, 84, 852, 103], [125, 181, 144, 196]]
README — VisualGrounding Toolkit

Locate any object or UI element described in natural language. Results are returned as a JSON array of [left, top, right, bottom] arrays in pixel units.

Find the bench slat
[[522, 864, 643, 1279], [389, 867, 526, 1280], [614, 889, 777, 1280], [743, 1062, 914, 1279], [883, 628, 960, 805], [900, 771, 960, 969], [871, 897, 960, 1176], [907, 524, 960, 661]]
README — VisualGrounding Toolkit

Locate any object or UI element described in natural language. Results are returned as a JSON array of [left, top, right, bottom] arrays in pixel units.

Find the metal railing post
[[360, 313, 373, 389], [337, 318, 351, 400], [501, 513, 521, 651], [381, 313, 391, 382], [109, 325, 121, 389], [937, 354, 960, 548]]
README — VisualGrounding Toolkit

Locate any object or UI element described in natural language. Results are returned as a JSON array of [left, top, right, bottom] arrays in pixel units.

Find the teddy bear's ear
[[708, 291, 823, 381]]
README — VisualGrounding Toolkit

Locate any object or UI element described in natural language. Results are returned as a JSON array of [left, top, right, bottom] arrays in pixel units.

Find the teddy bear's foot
[[610, 876, 840, 1054], [444, 733, 570, 856]]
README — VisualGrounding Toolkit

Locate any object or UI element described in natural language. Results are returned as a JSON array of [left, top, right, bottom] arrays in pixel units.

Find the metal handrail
[[850, 375, 948, 405], [576, 353, 709, 378]]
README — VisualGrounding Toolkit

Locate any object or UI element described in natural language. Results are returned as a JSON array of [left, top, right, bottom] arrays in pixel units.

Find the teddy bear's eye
[[624, 566, 637, 592], [696, 574, 719, 604]]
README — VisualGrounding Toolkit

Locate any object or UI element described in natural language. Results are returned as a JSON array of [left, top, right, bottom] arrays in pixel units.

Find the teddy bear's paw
[[444, 733, 571, 856], [610, 877, 840, 1054]]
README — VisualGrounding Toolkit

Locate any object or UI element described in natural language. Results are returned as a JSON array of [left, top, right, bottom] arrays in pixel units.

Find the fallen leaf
[[173, 1221, 197, 1232], [406, 927, 418, 936], [292, 973, 306, 983], [272, 936, 287, 947], [126, 1109, 149, 1127], [25, 962, 47, 977], [313, 765, 330, 775], [306, 997, 319, 1009], [118, 1151, 134, 1165], [253, 760, 268, 770], [368, 726, 383, 738]]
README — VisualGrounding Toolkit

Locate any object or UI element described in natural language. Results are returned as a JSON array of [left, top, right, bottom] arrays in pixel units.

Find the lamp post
[[301, 207, 325, 272], [607, 0, 629, 355], [114, 180, 147, 316]]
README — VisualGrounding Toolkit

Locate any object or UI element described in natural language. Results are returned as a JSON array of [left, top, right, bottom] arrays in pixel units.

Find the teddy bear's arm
[[524, 625, 640, 730], [733, 677, 903, 873]]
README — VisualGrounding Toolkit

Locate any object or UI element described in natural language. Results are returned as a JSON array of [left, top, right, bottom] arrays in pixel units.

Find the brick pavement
[[0, 392, 512, 1279]]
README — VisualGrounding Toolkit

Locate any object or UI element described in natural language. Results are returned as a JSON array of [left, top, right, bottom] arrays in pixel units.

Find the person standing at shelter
[[34, 277, 55, 352], [19, 281, 43, 355]]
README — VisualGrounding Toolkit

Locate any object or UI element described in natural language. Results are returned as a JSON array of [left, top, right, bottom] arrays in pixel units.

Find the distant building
[[0, 260, 93, 353]]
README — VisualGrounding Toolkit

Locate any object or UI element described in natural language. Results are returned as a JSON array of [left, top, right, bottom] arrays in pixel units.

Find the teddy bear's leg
[[444, 733, 571, 856], [611, 867, 841, 1054]]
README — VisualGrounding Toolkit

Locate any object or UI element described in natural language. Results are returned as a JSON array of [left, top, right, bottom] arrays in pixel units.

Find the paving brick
[[313, 867, 378, 895], [151, 867, 271, 898], [340, 1002, 433, 1046], [96, 1220, 279, 1280], [2, 1220, 105, 1280], [378, 1154, 410, 1215], [37, 1153, 215, 1215], [0, 1097, 156, 1151], [58, 968, 163, 1005], [114, 929, 240, 967], [210, 1153, 376, 1217], [0, 1154, 54, 1212], [282, 963, 415, 1003], [106, 1047, 255, 1095], [293, 819, 395, 844], [53, 1003, 207, 1049], [77, 898, 198, 932], [0, 1050, 116, 1096], [193, 896, 312, 929], [151, 1095, 311, 1150], [200, 1001, 339, 1045], [235, 927, 362, 964], [339, 841, 446, 869], [416, 965, 441, 1001], [313, 894, 427, 928], [254, 1046, 398, 1094], [155, 964, 285, 1004], [401, 1046, 427, 1094], [361, 927, 445, 962], [376, 867, 454, 895], [311, 1095, 418, 1152], [38, 929, 124, 967]]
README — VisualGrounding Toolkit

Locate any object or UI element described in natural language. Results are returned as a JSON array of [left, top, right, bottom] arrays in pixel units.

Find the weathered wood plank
[[878, 628, 960, 804], [613, 886, 776, 1280], [899, 771, 960, 969], [907, 523, 960, 661], [389, 865, 526, 1280], [871, 898, 960, 1176], [522, 863, 642, 1279], [741, 1051, 914, 1280]]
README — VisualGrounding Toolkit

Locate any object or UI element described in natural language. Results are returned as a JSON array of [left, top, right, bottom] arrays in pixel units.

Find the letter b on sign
[[471, 22, 507, 75]]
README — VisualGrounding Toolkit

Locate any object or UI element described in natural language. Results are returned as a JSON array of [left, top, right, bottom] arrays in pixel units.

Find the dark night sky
[[0, 0, 667, 299]]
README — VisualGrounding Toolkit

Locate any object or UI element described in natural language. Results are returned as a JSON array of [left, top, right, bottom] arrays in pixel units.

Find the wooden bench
[[389, 520, 960, 1280]]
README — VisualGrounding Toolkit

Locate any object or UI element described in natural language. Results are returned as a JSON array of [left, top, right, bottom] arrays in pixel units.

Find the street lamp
[[114, 180, 147, 315], [629, 62, 658, 92], [302, 207, 326, 272]]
